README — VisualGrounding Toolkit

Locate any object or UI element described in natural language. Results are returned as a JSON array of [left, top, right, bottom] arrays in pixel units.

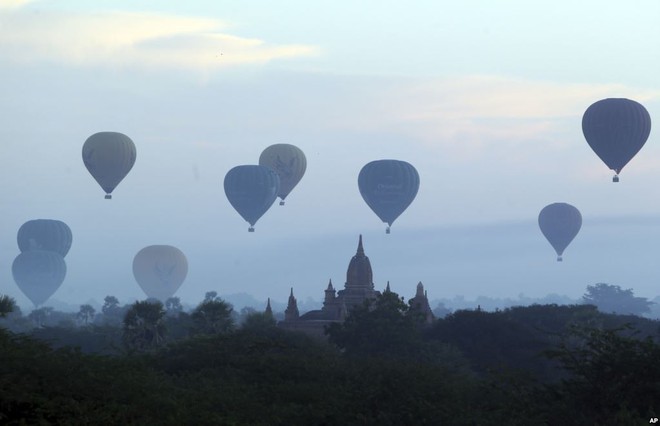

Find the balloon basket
[[248, 227, 255, 232], [612, 175, 619, 183], [279, 201, 285, 206], [557, 256, 563, 262], [105, 194, 112, 199], [386, 227, 391, 234]]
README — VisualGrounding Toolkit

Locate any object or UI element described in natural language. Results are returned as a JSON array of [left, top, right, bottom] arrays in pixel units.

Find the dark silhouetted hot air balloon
[[259, 144, 306, 205], [582, 98, 652, 182], [224, 165, 280, 232], [12, 250, 67, 306], [133, 245, 188, 301], [538, 203, 582, 262], [17, 219, 72, 257], [82, 132, 137, 198], [358, 160, 420, 233]]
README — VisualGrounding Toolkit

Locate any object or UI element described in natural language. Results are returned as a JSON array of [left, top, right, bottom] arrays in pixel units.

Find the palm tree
[[191, 299, 234, 335], [122, 300, 167, 352]]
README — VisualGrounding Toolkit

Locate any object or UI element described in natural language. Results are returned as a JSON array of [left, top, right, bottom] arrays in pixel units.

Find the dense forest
[[0, 286, 659, 425]]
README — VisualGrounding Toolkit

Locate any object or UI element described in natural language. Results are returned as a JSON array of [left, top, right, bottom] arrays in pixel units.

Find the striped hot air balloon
[[17, 219, 72, 257], [582, 98, 652, 182], [12, 250, 67, 307], [358, 159, 420, 234], [82, 132, 137, 198], [224, 165, 280, 232], [538, 203, 582, 262]]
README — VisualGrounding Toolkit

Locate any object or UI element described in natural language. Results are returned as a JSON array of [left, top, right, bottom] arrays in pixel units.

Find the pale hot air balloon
[[259, 144, 306, 205], [133, 245, 188, 301]]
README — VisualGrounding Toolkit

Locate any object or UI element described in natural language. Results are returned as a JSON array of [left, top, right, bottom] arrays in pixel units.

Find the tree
[[583, 283, 652, 316], [191, 299, 234, 336], [76, 304, 96, 326], [204, 291, 218, 302], [164, 297, 183, 315], [122, 300, 167, 352], [546, 325, 660, 424], [28, 307, 53, 328], [102, 296, 120, 315], [326, 290, 427, 359], [239, 306, 257, 320], [0, 295, 16, 318], [101, 295, 125, 325], [241, 312, 277, 332], [432, 302, 452, 319]]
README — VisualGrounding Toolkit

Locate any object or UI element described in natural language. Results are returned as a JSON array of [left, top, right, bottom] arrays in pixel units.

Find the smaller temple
[[408, 282, 434, 324], [278, 235, 434, 338], [284, 288, 299, 321]]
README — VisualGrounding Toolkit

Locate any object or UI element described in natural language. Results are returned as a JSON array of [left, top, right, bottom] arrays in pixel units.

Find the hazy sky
[[2, 0, 660, 311]]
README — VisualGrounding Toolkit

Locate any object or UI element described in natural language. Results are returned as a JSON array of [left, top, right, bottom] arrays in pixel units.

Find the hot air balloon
[[17, 219, 72, 257], [538, 203, 582, 262], [12, 250, 67, 307], [82, 132, 137, 198], [133, 245, 188, 301], [358, 160, 420, 233], [224, 165, 280, 232], [259, 144, 306, 205], [582, 98, 652, 182]]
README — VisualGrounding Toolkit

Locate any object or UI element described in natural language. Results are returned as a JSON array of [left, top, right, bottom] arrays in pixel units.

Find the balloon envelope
[[582, 98, 651, 179], [538, 203, 582, 261], [224, 165, 280, 231], [259, 144, 307, 204], [82, 132, 136, 198], [358, 160, 420, 232], [133, 245, 188, 301], [17, 219, 72, 257], [12, 251, 67, 307]]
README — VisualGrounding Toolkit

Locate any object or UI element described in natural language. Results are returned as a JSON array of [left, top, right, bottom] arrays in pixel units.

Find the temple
[[278, 235, 434, 337]]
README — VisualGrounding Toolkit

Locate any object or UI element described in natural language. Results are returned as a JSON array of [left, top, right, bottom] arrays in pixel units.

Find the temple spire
[[346, 235, 373, 289], [324, 279, 337, 307], [265, 297, 273, 317], [416, 281, 425, 297], [409, 282, 434, 324], [284, 287, 299, 321]]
